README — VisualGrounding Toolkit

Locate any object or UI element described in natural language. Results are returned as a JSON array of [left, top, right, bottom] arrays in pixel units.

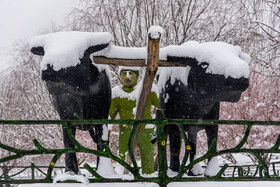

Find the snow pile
[[112, 81, 158, 101], [102, 124, 109, 141], [30, 31, 112, 71], [93, 44, 167, 60], [162, 41, 250, 79], [96, 157, 117, 177], [167, 168, 179, 177], [53, 172, 89, 184], [19, 183, 158, 187], [158, 66, 191, 91], [148, 26, 164, 39], [94, 45, 147, 59], [204, 157, 220, 177], [18, 181, 280, 187], [190, 155, 204, 176]]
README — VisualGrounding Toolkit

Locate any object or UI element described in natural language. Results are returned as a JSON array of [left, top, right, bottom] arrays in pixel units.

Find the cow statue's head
[[30, 31, 111, 96], [165, 41, 250, 105]]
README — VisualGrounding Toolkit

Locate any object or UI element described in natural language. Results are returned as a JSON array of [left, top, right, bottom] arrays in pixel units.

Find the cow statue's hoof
[[167, 168, 179, 177], [96, 157, 117, 177], [188, 163, 204, 176], [204, 157, 220, 177]]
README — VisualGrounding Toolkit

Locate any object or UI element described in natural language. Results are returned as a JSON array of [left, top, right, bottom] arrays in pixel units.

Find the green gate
[[1, 110, 280, 186]]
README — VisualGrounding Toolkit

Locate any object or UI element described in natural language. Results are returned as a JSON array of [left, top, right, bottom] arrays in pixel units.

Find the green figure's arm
[[109, 98, 119, 119], [151, 91, 159, 108]]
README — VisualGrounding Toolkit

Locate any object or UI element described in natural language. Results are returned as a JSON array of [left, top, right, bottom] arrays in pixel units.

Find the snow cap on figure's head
[[118, 66, 141, 75]]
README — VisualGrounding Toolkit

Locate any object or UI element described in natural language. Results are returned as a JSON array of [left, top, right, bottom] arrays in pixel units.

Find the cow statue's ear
[[31, 47, 45, 56], [83, 43, 110, 59], [199, 62, 209, 70], [167, 56, 197, 68]]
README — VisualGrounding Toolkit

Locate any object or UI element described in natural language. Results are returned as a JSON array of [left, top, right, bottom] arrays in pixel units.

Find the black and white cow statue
[[158, 41, 250, 176], [30, 31, 112, 175]]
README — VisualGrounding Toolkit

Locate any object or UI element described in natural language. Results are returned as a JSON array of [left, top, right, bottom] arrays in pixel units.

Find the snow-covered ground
[[18, 181, 280, 187], [15, 154, 280, 187]]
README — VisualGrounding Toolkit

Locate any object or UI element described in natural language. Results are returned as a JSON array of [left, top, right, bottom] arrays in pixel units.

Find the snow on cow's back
[[30, 31, 112, 71], [161, 41, 250, 79], [157, 66, 191, 92]]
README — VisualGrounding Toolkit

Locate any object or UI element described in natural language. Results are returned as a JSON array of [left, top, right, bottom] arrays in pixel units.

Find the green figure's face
[[120, 70, 139, 88]]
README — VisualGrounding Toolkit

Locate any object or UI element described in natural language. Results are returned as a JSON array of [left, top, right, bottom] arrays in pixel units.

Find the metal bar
[[156, 110, 168, 187], [1, 119, 279, 126], [31, 163, 35, 180]]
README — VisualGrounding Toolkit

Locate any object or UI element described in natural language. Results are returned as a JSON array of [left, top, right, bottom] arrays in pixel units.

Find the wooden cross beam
[[93, 30, 183, 173], [94, 56, 184, 67]]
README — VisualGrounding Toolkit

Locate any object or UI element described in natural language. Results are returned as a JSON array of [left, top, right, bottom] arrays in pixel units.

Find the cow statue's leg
[[94, 124, 107, 167], [204, 124, 220, 177], [62, 125, 79, 174], [84, 90, 111, 170], [187, 125, 203, 176], [52, 94, 83, 174], [168, 124, 181, 172], [88, 126, 103, 167]]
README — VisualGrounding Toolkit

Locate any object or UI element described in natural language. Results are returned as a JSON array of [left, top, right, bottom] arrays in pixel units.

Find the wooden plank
[[93, 56, 185, 67]]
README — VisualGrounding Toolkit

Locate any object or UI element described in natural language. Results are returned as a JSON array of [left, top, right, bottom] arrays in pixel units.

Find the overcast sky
[[0, 0, 78, 72]]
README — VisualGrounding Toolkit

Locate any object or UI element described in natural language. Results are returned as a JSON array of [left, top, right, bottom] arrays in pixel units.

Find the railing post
[[156, 109, 168, 187], [31, 163, 35, 180]]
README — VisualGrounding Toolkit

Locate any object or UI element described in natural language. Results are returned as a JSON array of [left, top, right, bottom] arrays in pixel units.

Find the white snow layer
[[53, 172, 89, 184], [94, 44, 148, 59], [96, 157, 117, 177], [148, 26, 164, 39], [158, 41, 250, 91], [102, 124, 109, 141], [158, 66, 191, 92], [190, 155, 204, 176], [162, 41, 250, 79], [30, 31, 112, 71], [19, 183, 158, 187], [118, 66, 142, 74], [204, 157, 220, 177], [18, 182, 280, 187], [30, 31, 249, 81]]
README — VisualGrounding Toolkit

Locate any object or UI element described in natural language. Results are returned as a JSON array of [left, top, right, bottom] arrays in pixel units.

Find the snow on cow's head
[[161, 41, 250, 105], [30, 31, 111, 95], [165, 41, 250, 79]]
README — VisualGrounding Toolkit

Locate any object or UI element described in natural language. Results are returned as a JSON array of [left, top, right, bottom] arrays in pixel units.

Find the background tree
[[0, 40, 63, 177], [0, 0, 279, 171]]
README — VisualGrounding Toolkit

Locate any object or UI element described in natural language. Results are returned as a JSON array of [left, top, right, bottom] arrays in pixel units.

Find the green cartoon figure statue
[[109, 66, 159, 174]]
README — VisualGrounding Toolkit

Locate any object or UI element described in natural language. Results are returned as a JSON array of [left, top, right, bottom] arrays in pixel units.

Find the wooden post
[[123, 31, 161, 174], [133, 34, 160, 146]]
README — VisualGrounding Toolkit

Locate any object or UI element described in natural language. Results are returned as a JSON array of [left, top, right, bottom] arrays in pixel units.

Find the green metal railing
[[0, 164, 92, 180], [1, 110, 280, 186]]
